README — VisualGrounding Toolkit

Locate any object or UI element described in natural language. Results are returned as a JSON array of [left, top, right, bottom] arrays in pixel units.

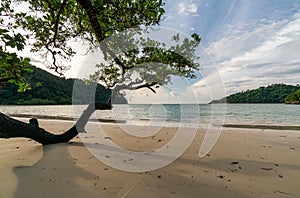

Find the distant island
[[0, 66, 127, 105], [210, 84, 300, 104]]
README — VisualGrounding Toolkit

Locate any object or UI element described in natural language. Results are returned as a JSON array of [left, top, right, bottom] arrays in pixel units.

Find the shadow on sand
[[13, 142, 103, 198]]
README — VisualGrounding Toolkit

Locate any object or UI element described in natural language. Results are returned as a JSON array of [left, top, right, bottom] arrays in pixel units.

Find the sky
[[127, 0, 300, 103], [22, 0, 300, 104]]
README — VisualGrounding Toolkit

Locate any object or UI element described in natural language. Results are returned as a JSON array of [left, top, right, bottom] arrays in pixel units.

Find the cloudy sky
[[127, 0, 300, 103], [26, 0, 300, 103]]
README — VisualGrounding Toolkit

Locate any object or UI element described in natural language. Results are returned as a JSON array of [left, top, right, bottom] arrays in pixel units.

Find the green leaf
[[23, 58, 31, 64]]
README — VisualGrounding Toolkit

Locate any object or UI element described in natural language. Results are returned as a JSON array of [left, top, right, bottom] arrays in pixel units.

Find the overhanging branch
[[76, 0, 104, 42], [75, 0, 132, 78], [0, 103, 112, 145], [135, 82, 158, 93], [114, 81, 158, 94], [52, 0, 68, 46]]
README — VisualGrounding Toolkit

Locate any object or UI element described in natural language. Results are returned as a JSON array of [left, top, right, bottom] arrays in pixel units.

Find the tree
[[0, 1, 32, 91], [0, 0, 200, 144], [285, 89, 300, 104]]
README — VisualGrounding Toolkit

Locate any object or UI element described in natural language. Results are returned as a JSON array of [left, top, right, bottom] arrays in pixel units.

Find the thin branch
[[114, 81, 158, 94], [135, 82, 158, 93]]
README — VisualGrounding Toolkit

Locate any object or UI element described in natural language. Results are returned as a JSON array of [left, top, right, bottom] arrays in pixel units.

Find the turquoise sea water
[[1, 104, 299, 127]]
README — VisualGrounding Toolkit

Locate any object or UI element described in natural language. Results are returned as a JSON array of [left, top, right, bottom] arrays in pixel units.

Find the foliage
[[1, 0, 200, 98], [5, 0, 166, 73], [0, 2, 33, 91], [285, 89, 300, 104], [0, 66, 127, 105], [89, 31, 201, 94], [211, 84, 300, 104]]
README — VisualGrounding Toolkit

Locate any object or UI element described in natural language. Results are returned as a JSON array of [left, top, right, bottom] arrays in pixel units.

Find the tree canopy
[[1, 0, 201, 98], [1, 0, 202, 145], [285, 89, 300, 104]]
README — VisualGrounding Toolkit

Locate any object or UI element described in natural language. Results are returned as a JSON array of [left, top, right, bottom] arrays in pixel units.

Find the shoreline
[[222, 124, 300, 131], [9, 113, 127, 124], [9, 113, 300, 131]]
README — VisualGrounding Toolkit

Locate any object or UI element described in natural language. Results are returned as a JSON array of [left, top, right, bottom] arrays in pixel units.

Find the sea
[[1, 104, 299, 128]]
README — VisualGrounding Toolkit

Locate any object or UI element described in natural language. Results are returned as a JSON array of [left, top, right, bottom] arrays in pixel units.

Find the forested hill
[[0, 66, 127, 105], [210, 84, 300, 104], [285, 89, 300, 104]]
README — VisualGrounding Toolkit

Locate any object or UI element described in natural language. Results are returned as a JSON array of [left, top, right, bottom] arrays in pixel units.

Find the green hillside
[[285, 89, 300, 104], [0, 66, 127, 105], [210, 84, 300, 104]]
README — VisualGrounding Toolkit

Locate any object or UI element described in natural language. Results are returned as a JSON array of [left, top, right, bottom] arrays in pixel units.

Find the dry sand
[[0, 119, 300, 198]]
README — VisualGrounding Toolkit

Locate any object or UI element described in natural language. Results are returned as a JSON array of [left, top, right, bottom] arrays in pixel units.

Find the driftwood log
[[0, 103, 112, 145]]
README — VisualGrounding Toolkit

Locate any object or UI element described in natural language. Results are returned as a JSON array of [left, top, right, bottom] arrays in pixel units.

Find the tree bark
[[0, 103, 112, 145]]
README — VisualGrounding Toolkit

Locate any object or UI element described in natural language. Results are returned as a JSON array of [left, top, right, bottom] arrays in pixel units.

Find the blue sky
[[128, 0, 300, 103], [24, 0, 300, 103]]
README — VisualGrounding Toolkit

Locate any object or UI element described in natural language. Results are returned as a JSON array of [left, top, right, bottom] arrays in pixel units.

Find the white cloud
[[199, 12, 300, 97], [177, 3, 198, 15], [133, 2, 300, 103], [207, 21, 283, 61]]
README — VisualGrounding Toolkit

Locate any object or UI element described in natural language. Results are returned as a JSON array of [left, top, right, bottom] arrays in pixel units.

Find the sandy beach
[[1, 119, 300, 198]]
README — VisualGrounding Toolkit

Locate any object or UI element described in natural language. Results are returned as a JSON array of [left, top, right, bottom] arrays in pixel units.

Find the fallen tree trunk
[[0, 103, 112, 145]]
